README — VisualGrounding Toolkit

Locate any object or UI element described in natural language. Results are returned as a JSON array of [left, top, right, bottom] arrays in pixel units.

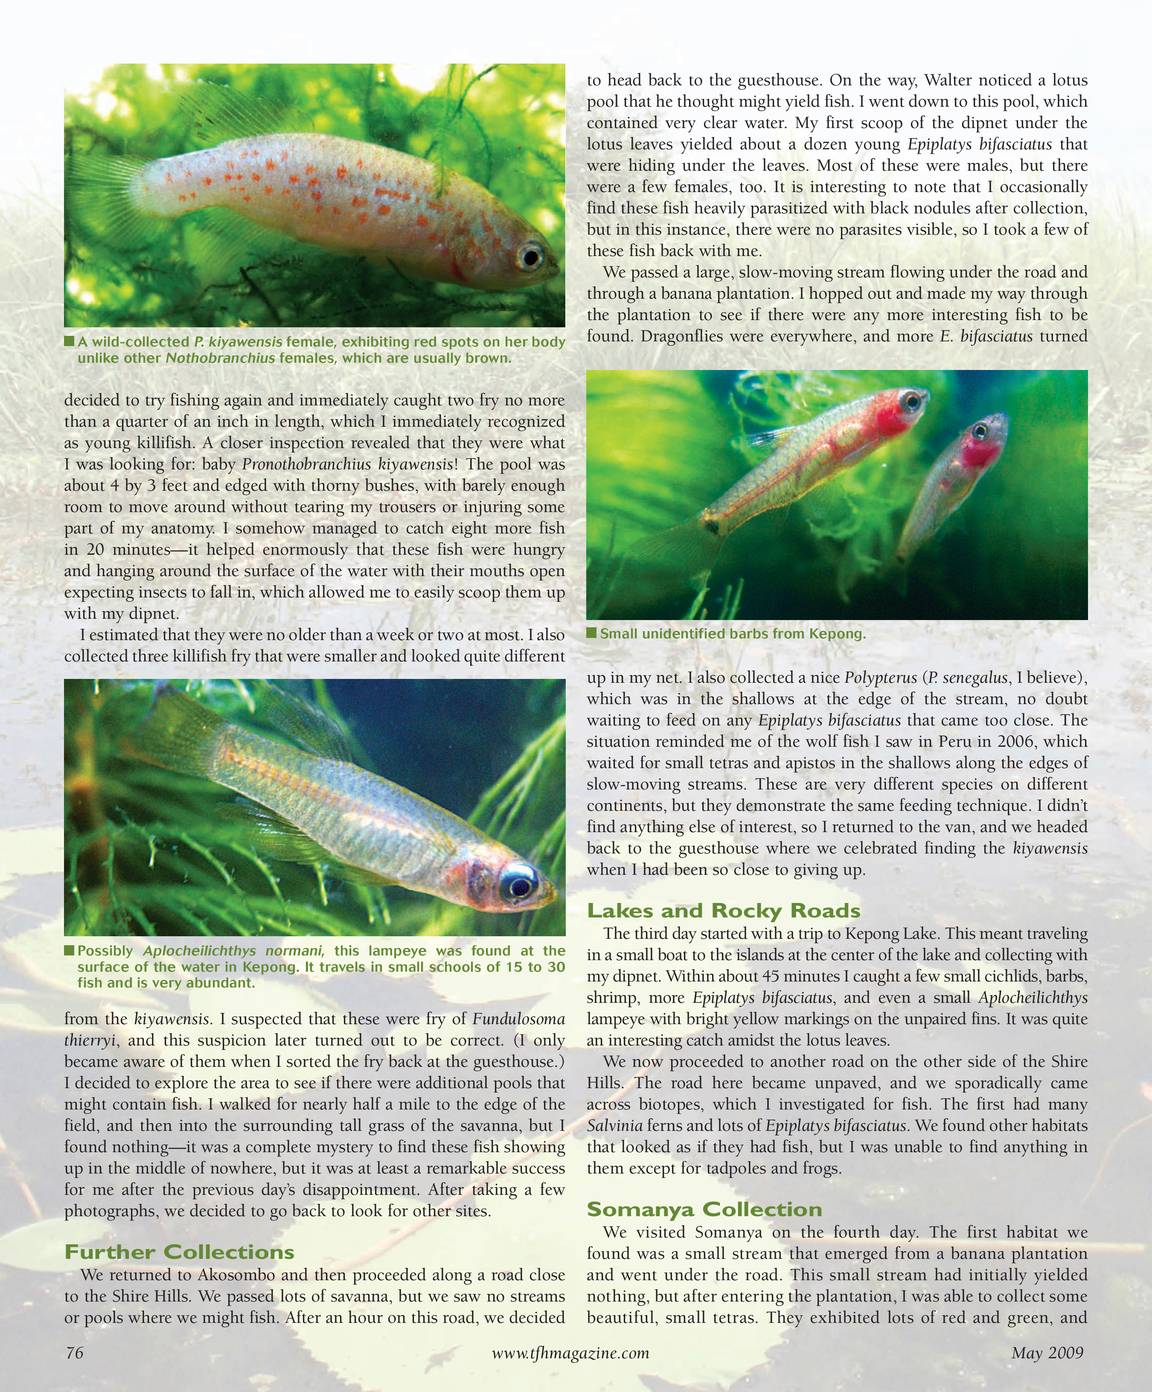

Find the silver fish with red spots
[[103, 131, 558, 290]]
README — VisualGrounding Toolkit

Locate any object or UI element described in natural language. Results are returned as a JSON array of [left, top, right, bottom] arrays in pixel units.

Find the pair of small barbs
[[640, 387, 1010, 580]]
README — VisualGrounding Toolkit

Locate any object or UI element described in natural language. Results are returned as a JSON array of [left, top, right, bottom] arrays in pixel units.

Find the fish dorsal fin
[[251, 682, 355, 763], [178, 81, 303, 147], [738, 424, 798, 452]]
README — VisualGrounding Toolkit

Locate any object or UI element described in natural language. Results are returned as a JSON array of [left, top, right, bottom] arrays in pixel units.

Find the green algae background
[[64, 64, 565, 329], [65, 678, 565, 938], [587, 369, 1088, 622]]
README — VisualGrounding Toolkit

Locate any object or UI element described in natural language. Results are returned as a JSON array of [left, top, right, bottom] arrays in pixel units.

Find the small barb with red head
[[958, 412, 1010, 470], [873, 386, 932, 438]]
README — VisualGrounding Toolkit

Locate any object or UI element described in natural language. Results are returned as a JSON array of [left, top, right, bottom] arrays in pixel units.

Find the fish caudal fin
[[629, 519, 726, 589], [67, 151, 155, 247], [127, 688, 227, 780], [597, 519, 727, 618]]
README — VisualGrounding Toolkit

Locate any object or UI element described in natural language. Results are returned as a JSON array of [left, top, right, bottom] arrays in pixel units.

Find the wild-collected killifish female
[[132, 688, 556, 912], [91, 124, 559, 291], [633, 387, 931, 583], [896, 413, 1009, 565]]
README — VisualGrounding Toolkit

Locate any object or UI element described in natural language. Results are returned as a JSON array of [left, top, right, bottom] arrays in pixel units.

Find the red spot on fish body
[[289, 175, 299, 184], [305, 164, 315, 174], [358, 211, 368, 223], [252, 173, 261, 182], [336, 166, 347, 179], [308, 177, 320, 187], [416, 214, 429, 227], [202, 176, 212, 186], [265, 159, 276, 170], [377, 204, 391, 215]]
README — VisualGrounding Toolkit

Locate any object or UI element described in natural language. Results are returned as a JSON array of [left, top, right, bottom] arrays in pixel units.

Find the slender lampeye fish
[[80, 89, 560, 291], [896, 413, 1010, 565], [631, 387, 931, 584], [130, 687, 557, 913]]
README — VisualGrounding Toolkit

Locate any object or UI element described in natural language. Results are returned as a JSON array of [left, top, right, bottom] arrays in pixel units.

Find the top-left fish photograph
[[64, 63, 565, 329]]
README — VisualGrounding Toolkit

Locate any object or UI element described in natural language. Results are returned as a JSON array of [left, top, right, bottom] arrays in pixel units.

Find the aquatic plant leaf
[[0, 1217, 111, 1271], [0, 991, 74, 1034]]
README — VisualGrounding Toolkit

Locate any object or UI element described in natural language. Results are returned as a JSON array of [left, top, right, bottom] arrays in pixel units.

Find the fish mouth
[[515, 876, 558, 911]]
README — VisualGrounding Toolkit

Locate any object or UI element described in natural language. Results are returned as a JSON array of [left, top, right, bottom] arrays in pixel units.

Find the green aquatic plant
[[586, 370, 738, 621], [64, 63, 565, 328], [65, 679, 565, 938]]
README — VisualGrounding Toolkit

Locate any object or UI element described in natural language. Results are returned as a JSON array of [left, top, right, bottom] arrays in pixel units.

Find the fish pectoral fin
[[736, 424, 798, 453], [326, 863, 401, 890], [219, 801, 333, 865], [221, 801, 398, 888]]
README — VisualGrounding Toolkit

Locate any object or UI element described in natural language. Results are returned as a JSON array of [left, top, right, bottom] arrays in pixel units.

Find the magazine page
[[2, 6, 1148, 1391]]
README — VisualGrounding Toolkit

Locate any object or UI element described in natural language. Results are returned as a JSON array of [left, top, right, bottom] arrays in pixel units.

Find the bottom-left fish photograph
[[64, 678, 566, 938]]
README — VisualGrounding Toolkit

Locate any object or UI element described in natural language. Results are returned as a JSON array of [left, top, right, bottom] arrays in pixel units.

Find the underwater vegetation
[[586, 369, 1088, 622], [65, 679, 565, 937], [65, 64, 565, 329]]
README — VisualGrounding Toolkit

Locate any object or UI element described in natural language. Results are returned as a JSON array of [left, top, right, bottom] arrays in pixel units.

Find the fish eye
[[972, 422, 989, 440], [516, 241, 545, 272], [500, 863, 539, 904], [900, 391, 923, 414]]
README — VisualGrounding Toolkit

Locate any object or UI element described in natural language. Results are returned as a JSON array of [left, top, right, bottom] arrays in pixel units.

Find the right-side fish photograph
[[585, 370, 1087, 622]]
